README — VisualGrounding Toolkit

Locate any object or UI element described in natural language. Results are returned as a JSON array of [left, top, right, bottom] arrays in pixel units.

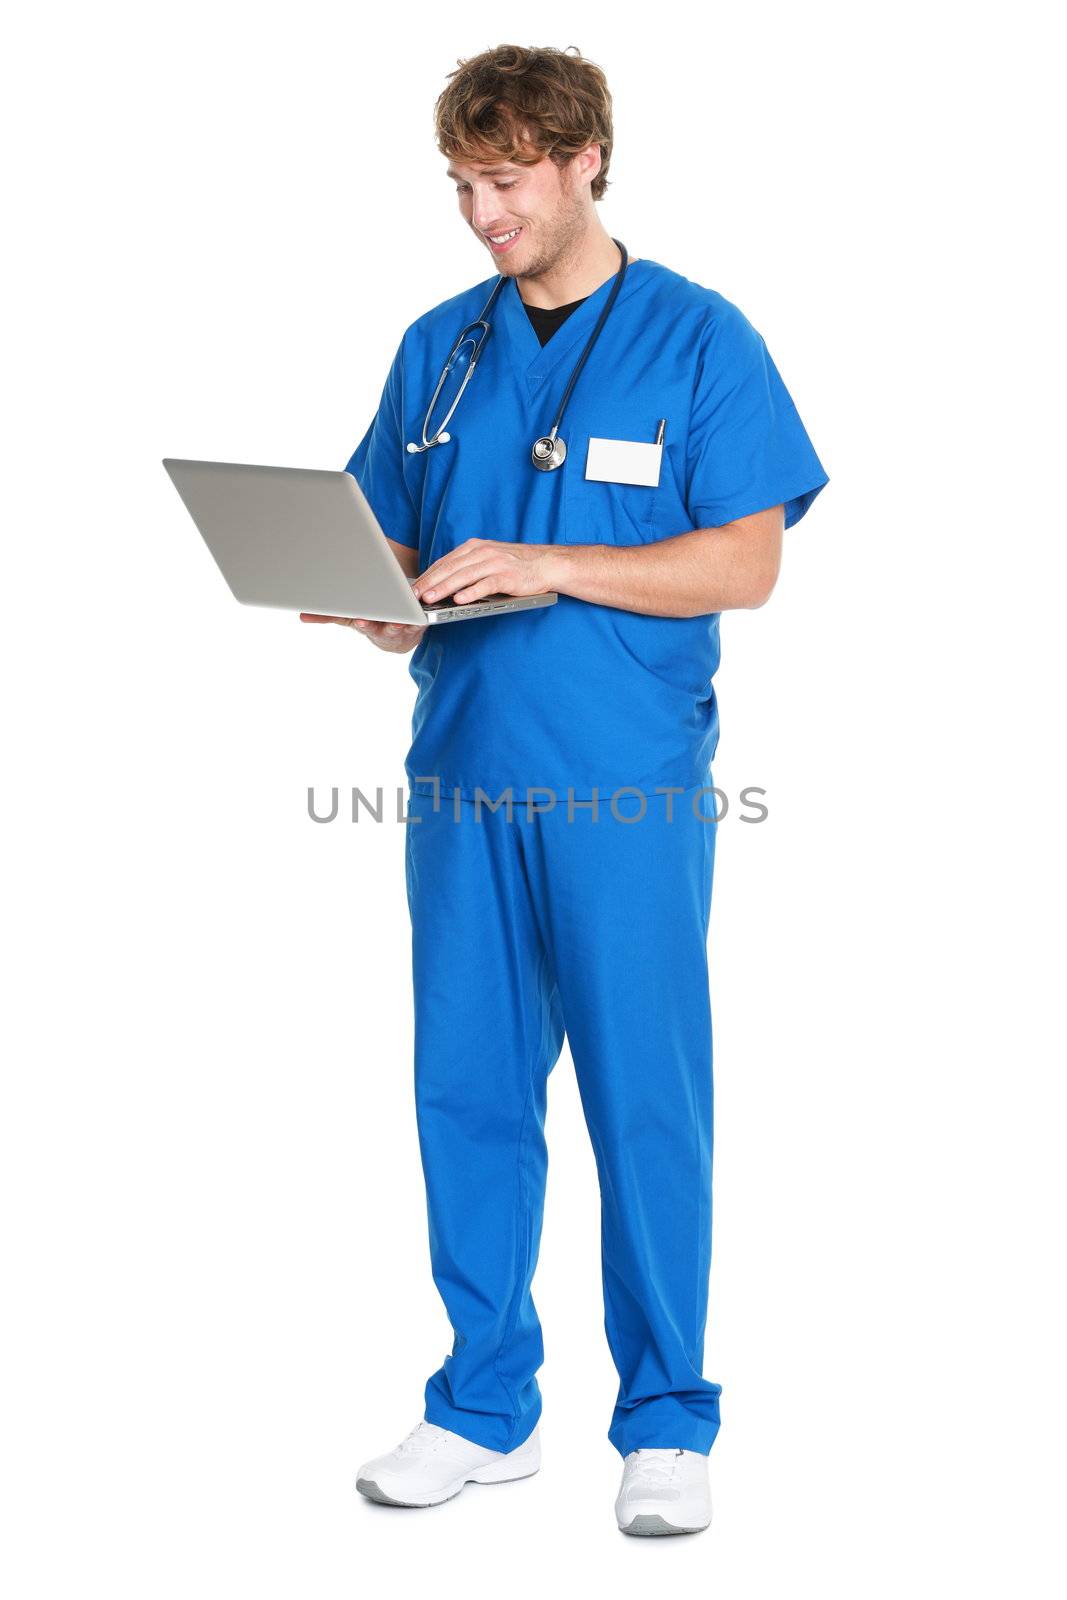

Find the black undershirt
[[522, 295, 589, 347]]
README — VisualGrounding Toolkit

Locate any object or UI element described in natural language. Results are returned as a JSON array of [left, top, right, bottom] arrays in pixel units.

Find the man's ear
[[566, 141, 601, 194], [575, 143, 602, 190]]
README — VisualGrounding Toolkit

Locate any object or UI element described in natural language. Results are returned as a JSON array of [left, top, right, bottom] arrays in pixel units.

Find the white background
[[3, 2, 1064, 1594]]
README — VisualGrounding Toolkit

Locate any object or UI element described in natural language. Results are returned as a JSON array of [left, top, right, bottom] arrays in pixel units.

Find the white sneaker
[[615, 1447, 713, 1535], [356, 1420, 541, 1508]]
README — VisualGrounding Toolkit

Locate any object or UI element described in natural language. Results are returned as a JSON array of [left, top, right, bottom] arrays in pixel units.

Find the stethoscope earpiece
[[407, 431, 451, 454]]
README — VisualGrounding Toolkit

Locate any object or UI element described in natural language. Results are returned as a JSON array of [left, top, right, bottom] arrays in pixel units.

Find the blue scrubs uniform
[[346, 258, 828, 1457]]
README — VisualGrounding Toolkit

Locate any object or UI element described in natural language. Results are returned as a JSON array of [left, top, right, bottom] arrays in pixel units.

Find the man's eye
[[495, 181, 516, 190]]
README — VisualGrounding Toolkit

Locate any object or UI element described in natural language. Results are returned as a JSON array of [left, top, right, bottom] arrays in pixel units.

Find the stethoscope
[[406, 239, 629, 472]]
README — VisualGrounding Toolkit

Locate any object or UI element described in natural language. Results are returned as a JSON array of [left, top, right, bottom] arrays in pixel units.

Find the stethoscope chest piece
[[532, 433, 567, 472]]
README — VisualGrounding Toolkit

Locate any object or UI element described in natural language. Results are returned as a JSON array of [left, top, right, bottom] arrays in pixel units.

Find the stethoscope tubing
[[408, 240, 629, 466], [542, 239, 628, 444]]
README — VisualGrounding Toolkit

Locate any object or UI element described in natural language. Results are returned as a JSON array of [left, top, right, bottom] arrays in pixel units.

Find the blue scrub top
[[346, 258, 828, 801]]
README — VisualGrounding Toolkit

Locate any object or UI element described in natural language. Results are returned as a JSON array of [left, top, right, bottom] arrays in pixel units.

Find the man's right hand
[[299, 613, 427, 653]]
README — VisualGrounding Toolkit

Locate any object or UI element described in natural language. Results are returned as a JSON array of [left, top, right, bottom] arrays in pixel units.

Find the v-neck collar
[[497, 257, 656, 395]]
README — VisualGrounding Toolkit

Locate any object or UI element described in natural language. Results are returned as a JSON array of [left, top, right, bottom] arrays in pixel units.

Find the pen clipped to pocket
[[585, 420, 665, 487]]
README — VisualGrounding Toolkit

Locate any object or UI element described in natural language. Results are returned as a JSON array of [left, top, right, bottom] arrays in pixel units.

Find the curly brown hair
[[434, 44, 614, 203]]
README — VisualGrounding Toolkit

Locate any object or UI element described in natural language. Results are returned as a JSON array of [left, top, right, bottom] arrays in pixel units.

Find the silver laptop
[[161, 459, 558, 625]]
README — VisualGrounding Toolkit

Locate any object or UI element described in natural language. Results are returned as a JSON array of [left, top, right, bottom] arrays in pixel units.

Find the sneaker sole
[[618, 1512, 709, 1536], [356, 1460, 540, 1509]]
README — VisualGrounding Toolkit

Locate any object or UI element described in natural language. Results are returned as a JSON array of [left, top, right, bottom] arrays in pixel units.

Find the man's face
[[445, 150, 591, 278]]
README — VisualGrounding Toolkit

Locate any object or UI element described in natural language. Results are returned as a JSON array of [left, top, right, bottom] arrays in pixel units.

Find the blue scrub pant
[[404, 781, 722, 1459]]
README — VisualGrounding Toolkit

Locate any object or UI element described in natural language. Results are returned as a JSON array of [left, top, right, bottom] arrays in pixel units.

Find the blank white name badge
[[585, 435, 663, 488]]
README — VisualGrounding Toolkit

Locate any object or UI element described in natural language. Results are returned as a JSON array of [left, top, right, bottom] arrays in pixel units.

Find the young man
[[303, 43, 828, 1535]]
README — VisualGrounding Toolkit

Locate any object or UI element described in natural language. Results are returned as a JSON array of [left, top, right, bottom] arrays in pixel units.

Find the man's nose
[[471, 193, 504, 232]]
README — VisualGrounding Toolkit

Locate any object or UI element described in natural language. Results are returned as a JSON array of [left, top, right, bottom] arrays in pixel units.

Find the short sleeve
[[685, 301, 829, 531], [344, 335, 420, 549]]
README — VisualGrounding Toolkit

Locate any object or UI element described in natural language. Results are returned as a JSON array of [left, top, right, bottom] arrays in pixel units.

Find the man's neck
[[517, 225, 638, 309]]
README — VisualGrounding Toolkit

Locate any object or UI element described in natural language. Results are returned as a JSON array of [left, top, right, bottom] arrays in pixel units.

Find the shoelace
[[394, 1421, 447, 1458], [627, 1447, 685, 1485]]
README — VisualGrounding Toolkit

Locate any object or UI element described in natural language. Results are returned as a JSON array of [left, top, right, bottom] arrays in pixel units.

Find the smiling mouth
[[485, 226, 523, 253]]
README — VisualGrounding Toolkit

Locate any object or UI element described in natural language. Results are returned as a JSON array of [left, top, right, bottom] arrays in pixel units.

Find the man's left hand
[[411, 538, 564, 605]]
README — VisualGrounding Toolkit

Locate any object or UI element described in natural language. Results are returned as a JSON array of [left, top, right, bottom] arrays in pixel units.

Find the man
[[302, 43, 828, 1535]]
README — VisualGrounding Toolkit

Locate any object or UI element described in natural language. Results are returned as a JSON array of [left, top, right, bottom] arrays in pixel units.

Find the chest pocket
[[563, 414, 679, 545]]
